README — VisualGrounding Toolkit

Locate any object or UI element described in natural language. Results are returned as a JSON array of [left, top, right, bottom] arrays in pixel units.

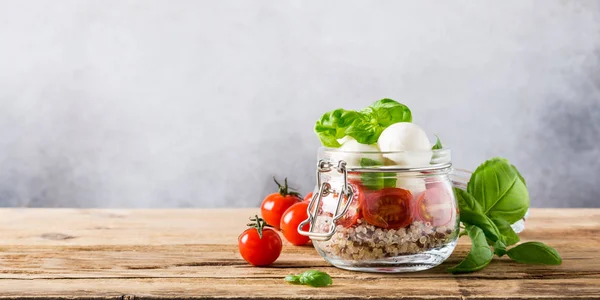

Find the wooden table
[[0, 208, 598, 299]]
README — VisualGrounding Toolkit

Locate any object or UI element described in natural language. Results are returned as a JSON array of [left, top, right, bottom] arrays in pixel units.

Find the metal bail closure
[[297, 159, 355, 241]]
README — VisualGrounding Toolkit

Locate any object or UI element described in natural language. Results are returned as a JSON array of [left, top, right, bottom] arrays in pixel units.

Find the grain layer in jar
[[309, 147, 459, 272]]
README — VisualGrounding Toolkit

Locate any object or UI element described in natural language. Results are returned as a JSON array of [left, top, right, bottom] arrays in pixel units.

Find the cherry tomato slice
[[413, 185, 455, 226], [335, 181, 363, 227], [362, 188, 413, 229]]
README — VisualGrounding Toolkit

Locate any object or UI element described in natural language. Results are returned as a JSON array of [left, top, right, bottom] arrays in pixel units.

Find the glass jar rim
[[320, 146, 451, 155], [319, 146, 452, 171]]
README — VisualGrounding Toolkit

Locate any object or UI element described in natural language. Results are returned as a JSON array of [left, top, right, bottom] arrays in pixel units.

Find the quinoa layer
[[316, 218, 456, 261]]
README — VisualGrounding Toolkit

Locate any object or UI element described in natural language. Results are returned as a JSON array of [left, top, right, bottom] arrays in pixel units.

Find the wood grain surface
[[0, 208, 598, 299]]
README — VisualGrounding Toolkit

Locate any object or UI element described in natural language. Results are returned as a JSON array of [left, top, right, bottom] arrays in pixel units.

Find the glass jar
[[298, 147, 459, 273]]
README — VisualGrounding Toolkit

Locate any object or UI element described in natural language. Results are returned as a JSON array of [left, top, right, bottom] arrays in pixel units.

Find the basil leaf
[[491, 217, 520, 246], [454, 188, 484, 214], [467, 158, 530, 224], [455, 189, 504, 243], [299, 270, 333, 287], [512, 164, 526, 186], [345, 99, 412, 145], [359, 158, 387, 190], [284, 274, 301, 284], [458, 209, 504, 244], [367, 98, 412, 127], [507, 242, 562, 265], [493, 239, 507, 257], [345, 119, 382, 145], [384, 176, 397, 188], [448, 226, 494, 274], [315, 109, 361, 148], [315, 133, 342, 149], [432, 135, 442, 150]]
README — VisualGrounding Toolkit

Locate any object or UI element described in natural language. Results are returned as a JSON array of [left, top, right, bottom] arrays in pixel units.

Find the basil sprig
[[285, 270, 333, 287], [449, 158, 562, 273], [448, 226, 494, 273], [507, 242, 562, 265], [314, 99, 412, 147]]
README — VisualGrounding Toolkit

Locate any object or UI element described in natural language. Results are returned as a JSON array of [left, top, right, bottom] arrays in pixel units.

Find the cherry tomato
[[261, 177, 302, 229], [238, 216, 282, 266], [335, 181, 364, 227], [413, 185, 455, 226], [303, 192, 313, 203], [362, 188, 413, 229], [280, 202, 310, 246]]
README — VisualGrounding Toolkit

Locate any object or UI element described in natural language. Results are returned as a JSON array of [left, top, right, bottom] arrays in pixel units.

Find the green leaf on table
[[448, 226, 494, 274], [493, 239, 507, 257], [507, 242, 562, 265], [299, 270, 333, 287], [467, 158, 530, 224], [491, 217, 520, 246], [284, 274, 301, 284], [458, 209, 504, 244]]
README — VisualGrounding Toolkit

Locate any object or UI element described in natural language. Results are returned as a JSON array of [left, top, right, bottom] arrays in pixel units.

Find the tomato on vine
[[238, 215, 282, 266], [261, 177, 302, 229]]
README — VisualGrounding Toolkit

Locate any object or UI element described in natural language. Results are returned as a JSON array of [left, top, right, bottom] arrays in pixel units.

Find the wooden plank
[[0, 208, 598, 246], [0, 209, 598, 299], [0, 208, 257, 246], [0, 278, 599, 299], [0, 243, 598, 280]]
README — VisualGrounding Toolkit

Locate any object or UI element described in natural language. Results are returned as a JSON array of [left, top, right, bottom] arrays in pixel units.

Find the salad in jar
[[299, 99, 460, 272]]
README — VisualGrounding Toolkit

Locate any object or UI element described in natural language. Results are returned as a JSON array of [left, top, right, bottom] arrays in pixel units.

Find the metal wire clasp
[[297, 159, 354, 241]]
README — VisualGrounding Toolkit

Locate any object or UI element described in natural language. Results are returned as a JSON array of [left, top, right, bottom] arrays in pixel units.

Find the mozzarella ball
[[377, 123, 432, 167]]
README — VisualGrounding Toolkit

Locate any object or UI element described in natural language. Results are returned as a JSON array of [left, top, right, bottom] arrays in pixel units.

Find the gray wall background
[[0, 0, 599, 208]]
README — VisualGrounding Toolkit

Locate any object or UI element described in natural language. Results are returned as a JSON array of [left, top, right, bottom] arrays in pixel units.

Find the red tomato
[[260, 177, 302, 229], [303, 192, 313, 203], [335, 181, 364, 227], [280, 202, 310, 246], [413, 186, 454, 226], [238, 217, 282, 266], [361, 188, 413, 229]]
